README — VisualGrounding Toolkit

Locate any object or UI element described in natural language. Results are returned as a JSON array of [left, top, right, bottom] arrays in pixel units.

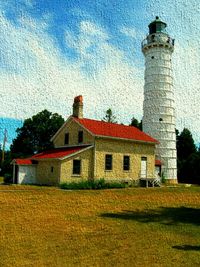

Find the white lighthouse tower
[[142, 17, 177, 183]]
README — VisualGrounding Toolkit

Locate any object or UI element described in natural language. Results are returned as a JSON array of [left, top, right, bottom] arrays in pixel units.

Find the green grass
[[0, 185, 200, 266]]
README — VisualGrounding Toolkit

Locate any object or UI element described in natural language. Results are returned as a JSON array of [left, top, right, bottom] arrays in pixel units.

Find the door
[[140, 157, 147, 178]]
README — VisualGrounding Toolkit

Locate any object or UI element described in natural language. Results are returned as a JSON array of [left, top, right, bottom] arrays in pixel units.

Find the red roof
[[31, 146, 89, 160], [14, 159, 33, 165], [14, 146, 90, 165], [74, 117, 158, 143]]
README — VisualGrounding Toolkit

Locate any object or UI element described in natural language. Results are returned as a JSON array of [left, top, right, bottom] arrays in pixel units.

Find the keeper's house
[[12, 96, 161, 185]]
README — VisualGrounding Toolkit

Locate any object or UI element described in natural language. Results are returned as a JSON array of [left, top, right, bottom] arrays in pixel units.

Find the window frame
[[72, 159, 81, 175], [105, 154, 113, 171], [64, 133, 69, 145], [78, 131, 83, 143], [123, 155, 130, 171]]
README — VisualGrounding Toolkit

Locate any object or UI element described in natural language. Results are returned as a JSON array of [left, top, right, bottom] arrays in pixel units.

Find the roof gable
[[31, 145, 91, 160], [50, 116, 73, 142], [13, 145, 92, 165], [73, 117, 158, 143], [14, 159, 33, 165]]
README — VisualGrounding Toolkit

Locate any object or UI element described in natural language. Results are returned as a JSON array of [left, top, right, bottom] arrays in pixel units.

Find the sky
[[0, 0, 200, 148]]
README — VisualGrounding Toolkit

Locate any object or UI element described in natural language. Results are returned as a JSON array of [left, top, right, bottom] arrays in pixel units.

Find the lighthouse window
[[159, 118, 163, 122], [151, 56, 154, 59]]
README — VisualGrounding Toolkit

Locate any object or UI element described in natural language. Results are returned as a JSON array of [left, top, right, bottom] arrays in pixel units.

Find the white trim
[[50, 116, 73, 142]]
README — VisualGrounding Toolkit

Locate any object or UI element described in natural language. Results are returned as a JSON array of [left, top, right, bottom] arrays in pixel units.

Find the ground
[[0, 185, 200, 266]]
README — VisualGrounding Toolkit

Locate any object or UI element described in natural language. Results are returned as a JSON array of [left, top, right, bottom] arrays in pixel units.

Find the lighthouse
[[142, 17, 177, 183]]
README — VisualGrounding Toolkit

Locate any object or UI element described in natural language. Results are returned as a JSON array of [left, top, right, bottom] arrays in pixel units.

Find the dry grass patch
[[0, 185, 200, 266]]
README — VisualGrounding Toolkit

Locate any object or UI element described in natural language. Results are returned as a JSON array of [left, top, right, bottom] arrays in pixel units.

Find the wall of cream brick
[[60, 148, 93, 183], [53, 118, 94, 147], [36, 160, 61, 185], [36, 138, 155, 184], [94, 138, 155, 181]]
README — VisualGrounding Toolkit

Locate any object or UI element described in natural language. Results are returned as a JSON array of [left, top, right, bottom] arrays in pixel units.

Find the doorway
[[140, 157, 147, 178]]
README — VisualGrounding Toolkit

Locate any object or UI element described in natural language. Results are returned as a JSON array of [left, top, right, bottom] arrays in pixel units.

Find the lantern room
[[148, 16, 167, 34]]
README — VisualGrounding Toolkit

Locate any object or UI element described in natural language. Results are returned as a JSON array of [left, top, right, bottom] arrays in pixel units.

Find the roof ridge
[[75, 117, 134, 127], [74, 117, 158, 144]]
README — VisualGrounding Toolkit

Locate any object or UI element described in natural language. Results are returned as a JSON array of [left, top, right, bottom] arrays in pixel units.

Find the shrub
[[4, 173, 13, 184], [60, 178, 127, 190]]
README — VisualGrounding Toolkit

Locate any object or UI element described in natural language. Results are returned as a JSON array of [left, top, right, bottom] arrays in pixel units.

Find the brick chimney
[[72, 95, 83, 118]]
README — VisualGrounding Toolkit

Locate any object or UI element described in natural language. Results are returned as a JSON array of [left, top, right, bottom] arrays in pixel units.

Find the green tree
[[179, 153, 200, 184], [102, 108, 117, 123], [130, 116, 142, 130], [1, 151, 12, 182], [176, 128, 198, 183], [10, 110, 64, 156], [177, 128, 196, 161]]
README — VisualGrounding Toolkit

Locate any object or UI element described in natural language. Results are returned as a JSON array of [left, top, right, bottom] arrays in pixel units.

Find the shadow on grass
[[172, 245, 200, 251], [100, 207, 200, 226]]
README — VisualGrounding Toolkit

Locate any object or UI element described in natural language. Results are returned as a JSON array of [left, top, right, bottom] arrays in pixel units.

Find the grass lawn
[[0, 185, 200, 266]]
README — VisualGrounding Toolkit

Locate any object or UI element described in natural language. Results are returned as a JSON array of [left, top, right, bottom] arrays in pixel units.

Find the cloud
[[80, 21, 108, 39], [0, 3, 199, 144], [173, 40, 200, 140], [120, 26, 137, 39], [0, 11, 143, 126]]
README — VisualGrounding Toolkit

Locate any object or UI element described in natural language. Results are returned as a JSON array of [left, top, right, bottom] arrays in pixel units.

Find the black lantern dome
[[148, 16, 167, 34]]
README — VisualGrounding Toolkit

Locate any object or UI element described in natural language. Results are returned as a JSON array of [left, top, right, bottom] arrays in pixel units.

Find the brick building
[[12, 96, 160, 185]]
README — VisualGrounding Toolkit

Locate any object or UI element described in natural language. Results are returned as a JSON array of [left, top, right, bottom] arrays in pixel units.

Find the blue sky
[[0, 0, 200, 148]]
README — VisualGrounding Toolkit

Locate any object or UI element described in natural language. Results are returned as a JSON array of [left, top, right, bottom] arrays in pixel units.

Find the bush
[[4, 173, 13, 184], [60, 178, 127, 190]]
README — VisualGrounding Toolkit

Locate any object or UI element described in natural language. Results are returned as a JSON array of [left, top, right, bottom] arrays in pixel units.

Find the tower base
[[164, 178, 178, 185]]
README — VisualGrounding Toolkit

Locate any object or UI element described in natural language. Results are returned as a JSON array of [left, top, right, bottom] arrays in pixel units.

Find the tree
[[10, 110, 64, 156], [176, 128, 198, 183], [179, 153, 200, 184], [102, 108, 117, 123], [130, 116, 142, 130], [177, 128, 196, 161]]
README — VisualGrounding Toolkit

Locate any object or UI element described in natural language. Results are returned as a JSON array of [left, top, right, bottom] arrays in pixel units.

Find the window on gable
[[123, 156, 130, 171], [73, 160, 81, 175], [51, 166, 54, 173], [105, 154, 112, 171], [78, 131, 83, 143], [64, 133, 69, 145]]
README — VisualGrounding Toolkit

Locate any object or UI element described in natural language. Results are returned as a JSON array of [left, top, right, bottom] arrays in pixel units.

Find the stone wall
[[36, 160, 61, 185], [53, 118, 94, 147], [60, 147, 93, 183], [94, 138, 156, 181]]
